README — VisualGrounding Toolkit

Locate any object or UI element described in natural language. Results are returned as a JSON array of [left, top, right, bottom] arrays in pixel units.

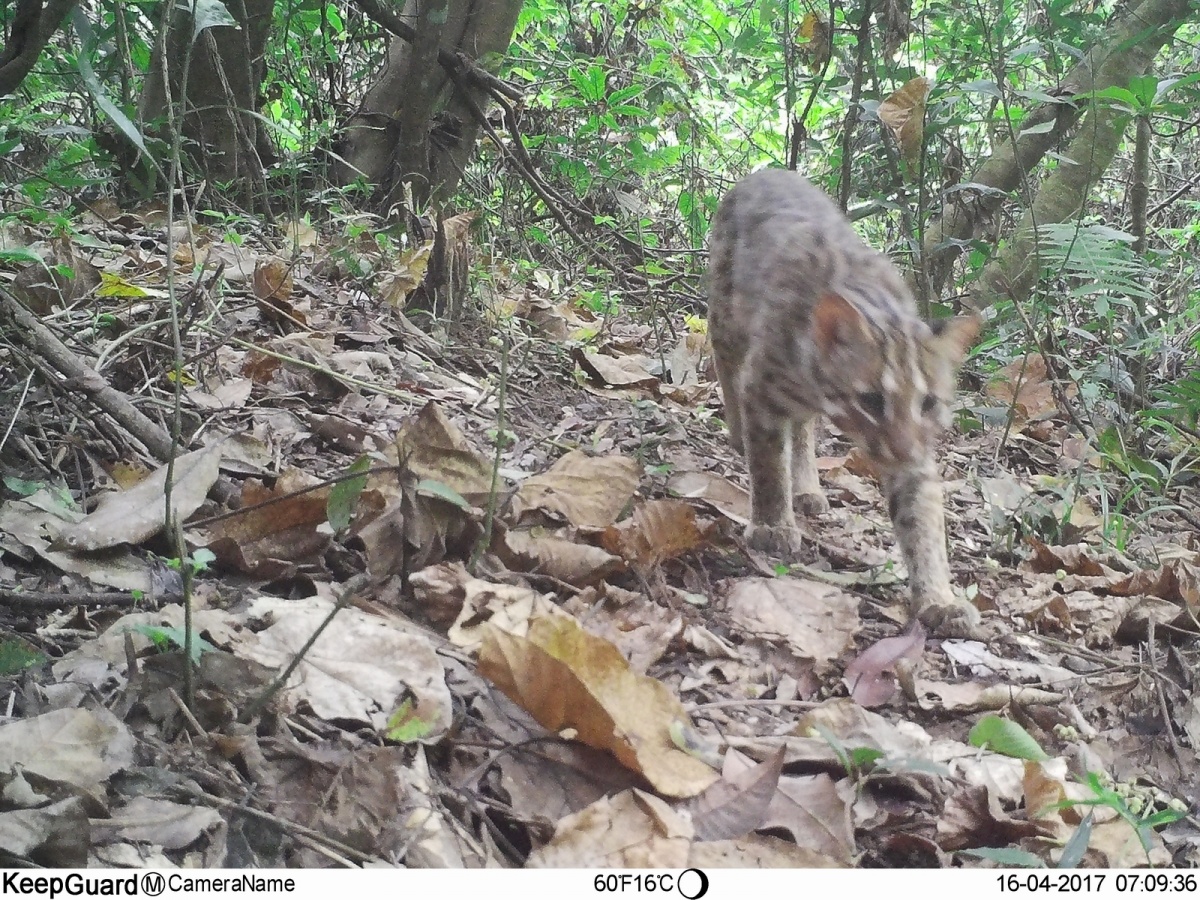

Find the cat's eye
[[920, 394, 938, 415], [856, 392, 886, 419]]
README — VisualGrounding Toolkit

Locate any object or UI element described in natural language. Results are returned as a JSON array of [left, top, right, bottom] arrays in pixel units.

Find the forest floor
[[0, 204, 1198, 869]]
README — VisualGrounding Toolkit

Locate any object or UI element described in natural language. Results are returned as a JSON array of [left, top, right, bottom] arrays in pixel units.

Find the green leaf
[[186, 0, 238, 41], [130, 624, 214, 664], [327, 455, 371, 533], [969, 714, 1050, 760], [415, 478, 470, 510], [1057, 813, 1093, 868], [385, 697, 436, 743], [71, 11, 154, 165], [0, 637, 48, 675], [958, 847, 1046, 867]]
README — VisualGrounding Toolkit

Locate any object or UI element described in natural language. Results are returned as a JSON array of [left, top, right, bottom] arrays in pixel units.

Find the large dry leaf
[[0, 798, 90, 866], [502, 529, 626, 586], [724, 577, 860, 668], [393, 402, 492, 500], [479, 613, 717, 797], [601, 499, 710, 569], [574, 349, 659, 391], [247, 596, 452, 739], [527, 789, 692, 867], [985, 353, 1074, 423], [53, 443, 223, 551], [511, 451, 641, 530], [0, 497, 152, 592], [843, 625, 925, 707], [877, 76, 930, 162], [760, 769, 856, 863], [91, 797, 226, 851], [691, 747, 785, 840], [667, 470, 751, 524], [0, 708, 135, 800]]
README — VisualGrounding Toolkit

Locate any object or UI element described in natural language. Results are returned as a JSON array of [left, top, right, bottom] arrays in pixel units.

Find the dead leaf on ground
[[247, 596, 452, 739], [510, 450, 641, 530], [724, 577, 860, 671], [573, 348, 660, 391], [691, 746, 785, 840], [667, 470, 751, 524], [843, 624, 925, 707], [0, 708, 135, 805], [601, 499, 711, 569], [479, 612, 717, 797], [501, 529, 626, 586], [52, 443, 223, 552], [528, 789, 692, 867]]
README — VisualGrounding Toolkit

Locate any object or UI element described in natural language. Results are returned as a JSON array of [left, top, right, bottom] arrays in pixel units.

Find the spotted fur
[[707, 169, 981, 634]]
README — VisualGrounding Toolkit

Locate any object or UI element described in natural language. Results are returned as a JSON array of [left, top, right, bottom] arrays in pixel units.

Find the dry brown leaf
[[53, 443, 223, 552], [691, 747, 785, 840], [877, 76, 930, 162], [986, 353, 1075, 424], [248, 596, 453, 738], [724, 577, 860, 670], [667, 470, 750, 524], [601, 499, 710, 569], [253, 257, 293, 302], [797, 11, 831, 71], [379, 241, 433, 308], [574, 348, 660, 391], [760, 768, 856, 863], [511, 450, 641, 530], [843, 624, 925, 707], [527, 789, 692, 867], [393, 402, 492, 499], [501, 529, 626, 586], [479, 613, 717, 797]]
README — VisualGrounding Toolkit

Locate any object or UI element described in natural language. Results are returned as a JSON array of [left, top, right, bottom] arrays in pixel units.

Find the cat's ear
[[930, 314, 981, 362], [812, 292, 869, 352]]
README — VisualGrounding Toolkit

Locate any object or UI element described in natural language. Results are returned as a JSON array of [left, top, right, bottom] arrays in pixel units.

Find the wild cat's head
[[810, 292, 980, 468]]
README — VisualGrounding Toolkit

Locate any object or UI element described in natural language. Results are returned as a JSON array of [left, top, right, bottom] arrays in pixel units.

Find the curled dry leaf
[[248, 596, 453, 739], [667, 470, 750, 524], [510, 450, 641, 530], [843, 623, 926, 707], [527, 789, 692, 868], [573, 348, 660, 392], [479, 612, 717, 798], [690, 746, 785, 841], [501, 529, 626, 586], [53, 443, 223, 552], [877, 76, 930, 162], [724, 577, 860, 670], [0, 496, 153, 592], [393, 401, 493, 500], [601, 499, 711, 569]]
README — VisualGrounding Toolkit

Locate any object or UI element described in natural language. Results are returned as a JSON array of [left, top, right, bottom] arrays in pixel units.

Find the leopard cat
[[707, 168, 981, 634]]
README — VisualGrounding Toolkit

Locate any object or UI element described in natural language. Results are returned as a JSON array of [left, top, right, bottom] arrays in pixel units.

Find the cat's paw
[[744, 523, 804, 558], [913, 594, 983, 638], [794, 491, 830, 516]]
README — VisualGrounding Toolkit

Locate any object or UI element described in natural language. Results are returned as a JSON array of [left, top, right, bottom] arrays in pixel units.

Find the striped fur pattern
[[707, 169, 980, 634]]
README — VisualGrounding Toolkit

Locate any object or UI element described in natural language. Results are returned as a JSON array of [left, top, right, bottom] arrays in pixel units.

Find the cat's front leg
[[742, 411, 803, 556], [791, 414, 830, 516], [882, 465, 981, 635]]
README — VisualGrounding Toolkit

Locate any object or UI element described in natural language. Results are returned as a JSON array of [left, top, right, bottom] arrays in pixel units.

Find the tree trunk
[[138, 0, 275, 203], [920, 0, 1194, 306], [336, 0, 521, 209], [335, 0, 521, 319]]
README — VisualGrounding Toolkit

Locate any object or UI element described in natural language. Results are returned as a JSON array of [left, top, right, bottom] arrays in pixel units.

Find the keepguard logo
[[2, 873, 140, 898]]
